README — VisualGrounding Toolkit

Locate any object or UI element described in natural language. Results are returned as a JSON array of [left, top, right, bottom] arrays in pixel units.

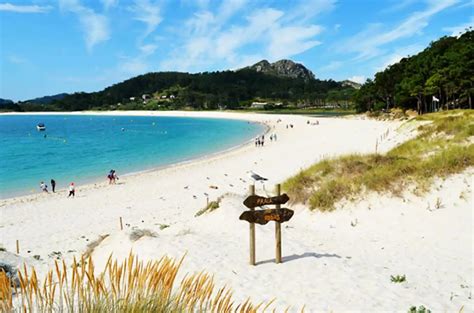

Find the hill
[[0, 98, 20, 111], [25, 93, 68, 104], [28, 62, 355, 111]]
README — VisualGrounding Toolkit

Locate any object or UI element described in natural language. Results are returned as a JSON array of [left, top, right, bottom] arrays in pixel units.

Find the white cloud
[[101, 0, 118, 10], [120, 58, 149, 75], [268, 25, 322, 59], [443, 17, 474, 36], [59, 0, 110, 51], [7, 54, 27, 64], [0, 3, 52, 13], [130, 0, 162, 38], [381, 0, 417, 13], [139, 44, 157, 56], [342, 0, 458, 60], [285, 0, 336, 22], [347, 75, 366, 84], [161, 0, 325, 72]]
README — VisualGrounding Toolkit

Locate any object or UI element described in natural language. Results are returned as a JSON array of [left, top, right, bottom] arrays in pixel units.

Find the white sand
[[0, 111, 472, 312]]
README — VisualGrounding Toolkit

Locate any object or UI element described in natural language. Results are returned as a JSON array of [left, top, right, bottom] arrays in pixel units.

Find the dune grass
[[283, 110, 474, 211], [0, 253, 285, 312]]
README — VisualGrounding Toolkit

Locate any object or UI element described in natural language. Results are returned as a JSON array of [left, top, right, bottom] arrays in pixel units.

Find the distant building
[[169, 94, 176, 99], [251, 101, 267, 109], [142, 94, 150, 100], [160, 95, 167, 99], [129, 97, 136, 101]]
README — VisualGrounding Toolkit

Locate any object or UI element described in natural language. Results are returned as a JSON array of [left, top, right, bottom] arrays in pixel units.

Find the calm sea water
[[0, 115, 263, 198]]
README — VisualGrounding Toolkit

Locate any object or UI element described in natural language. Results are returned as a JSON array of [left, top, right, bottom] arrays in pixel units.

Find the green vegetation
[[408, 305, 432, 313], [8, 70, 354, 112], [391, 275, 407, 283], [159, 224, 170, 230], [283, 110, 474, 211], [236, 107, 356, 116], [354, 30, 473, 113]]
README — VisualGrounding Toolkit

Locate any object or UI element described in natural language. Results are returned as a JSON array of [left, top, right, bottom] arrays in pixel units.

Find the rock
[[244, 59, 316, 81], [0, 251, 29, 288], [341, 80, 362, 89]]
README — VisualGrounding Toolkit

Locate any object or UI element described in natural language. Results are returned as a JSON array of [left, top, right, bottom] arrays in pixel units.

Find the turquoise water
[[0, 115, 263, 198]]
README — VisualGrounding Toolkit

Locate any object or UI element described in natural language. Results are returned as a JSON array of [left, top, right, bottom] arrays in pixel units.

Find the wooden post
[[16, 240, 19, 254], [119, 217, 123, 231], [249, 185, 256, 266], [375, 138, 378, 154], [275, 184, 282, 264]]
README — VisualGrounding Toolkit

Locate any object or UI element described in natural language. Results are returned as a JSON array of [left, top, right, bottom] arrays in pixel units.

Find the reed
[[0, 252, 280, 312]]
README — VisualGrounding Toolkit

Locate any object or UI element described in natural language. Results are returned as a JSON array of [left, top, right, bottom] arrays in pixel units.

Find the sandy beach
[[0, 111, 472, 312]]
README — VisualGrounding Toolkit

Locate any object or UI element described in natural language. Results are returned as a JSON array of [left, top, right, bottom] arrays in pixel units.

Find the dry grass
[[129, 229, 158, 242], [283, 110, 474, 211], [83, 234, 110, 259], [195, 195, 226, 217], [0, 253, 284, 312]]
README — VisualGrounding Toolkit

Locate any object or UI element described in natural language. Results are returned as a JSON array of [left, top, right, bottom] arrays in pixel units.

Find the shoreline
[[0, 111, 272, 201]]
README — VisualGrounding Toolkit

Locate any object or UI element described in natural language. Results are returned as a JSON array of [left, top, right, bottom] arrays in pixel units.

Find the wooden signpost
[[239, 208, 294, 225], [243, 193, 290, 208], [240, 184, 293, 265]]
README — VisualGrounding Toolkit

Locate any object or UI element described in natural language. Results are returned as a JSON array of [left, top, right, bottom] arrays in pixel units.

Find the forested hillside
[[17, 68, 353, 112], [354, 30, 473, 113]]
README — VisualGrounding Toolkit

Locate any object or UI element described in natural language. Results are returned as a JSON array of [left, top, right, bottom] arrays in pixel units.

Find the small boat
[[36, 123, 46, 131]]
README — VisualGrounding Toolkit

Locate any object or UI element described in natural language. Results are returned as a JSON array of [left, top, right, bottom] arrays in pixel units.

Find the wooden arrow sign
[[243, 193, 290, 208], [239, 208, 294, 225]]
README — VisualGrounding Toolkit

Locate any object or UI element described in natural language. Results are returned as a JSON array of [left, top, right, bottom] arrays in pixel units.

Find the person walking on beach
[[50, 179, 56, 193], [107, 170, 115, 184], [40, 181, 48, 193], [68, 183, 75, 198], [108, 169, 119, 184]]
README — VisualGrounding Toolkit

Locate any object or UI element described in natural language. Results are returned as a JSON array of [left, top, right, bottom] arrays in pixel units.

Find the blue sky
[[0, 0, 472, 101]]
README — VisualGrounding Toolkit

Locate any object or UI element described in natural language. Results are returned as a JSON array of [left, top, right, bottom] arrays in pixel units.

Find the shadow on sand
[[256, 252, 341, 265]]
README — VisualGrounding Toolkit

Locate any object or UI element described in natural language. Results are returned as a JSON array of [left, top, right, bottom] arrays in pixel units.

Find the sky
[[0, 0, 472, 101]]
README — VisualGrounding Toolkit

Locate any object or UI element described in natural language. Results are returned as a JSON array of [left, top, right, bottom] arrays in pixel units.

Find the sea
[[0, 114, 264, 199]]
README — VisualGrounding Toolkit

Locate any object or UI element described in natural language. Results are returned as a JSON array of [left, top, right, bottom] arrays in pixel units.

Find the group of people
[[255, 133, 277, 147], [307, 120, 320, 126], [39, 179, 75, 197], [107, 169, 119, 184], [255, 135, 265, 147]]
